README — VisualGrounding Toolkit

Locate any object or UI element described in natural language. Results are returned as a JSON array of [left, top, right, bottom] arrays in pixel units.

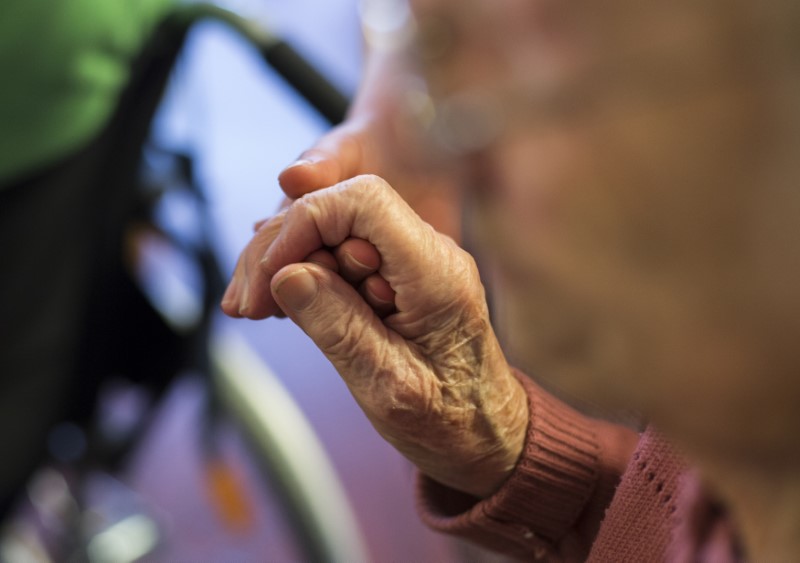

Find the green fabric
[[0, 0, 173, 183]]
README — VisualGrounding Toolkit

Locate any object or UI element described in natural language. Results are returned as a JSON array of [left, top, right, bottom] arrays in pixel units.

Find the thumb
[[271, 263, 389, 380], [278, 121, 369, 199]]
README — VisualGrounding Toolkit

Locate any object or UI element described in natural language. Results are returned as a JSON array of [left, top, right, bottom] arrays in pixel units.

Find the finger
[[360, 273, 396, 317], [305, 249, 339, 273], [270, 263, 392, 388], [220, 257, 245, 317], [262, 249, 337, 320], [259, 175, 482, 337], [278, 122, 368, 199], [333, 237, 381, 284], [222, 208, 288, 319]]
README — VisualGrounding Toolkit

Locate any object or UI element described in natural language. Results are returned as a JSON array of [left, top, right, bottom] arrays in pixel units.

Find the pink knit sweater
[[417, 373, 741, 561]]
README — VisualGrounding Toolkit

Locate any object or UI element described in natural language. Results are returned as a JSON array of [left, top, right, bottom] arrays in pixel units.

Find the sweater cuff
[[416, 371, 601, 559]]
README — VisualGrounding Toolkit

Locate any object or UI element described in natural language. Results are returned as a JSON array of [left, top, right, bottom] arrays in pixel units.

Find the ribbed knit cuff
[[417, 371, 602, 560]]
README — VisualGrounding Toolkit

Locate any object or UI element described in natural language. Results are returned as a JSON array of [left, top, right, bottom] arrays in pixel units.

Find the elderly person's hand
[[221, 174, 528, 498]]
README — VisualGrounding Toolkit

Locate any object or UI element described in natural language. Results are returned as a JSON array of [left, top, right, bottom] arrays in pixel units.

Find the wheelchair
[[0, 5, 368, 561]]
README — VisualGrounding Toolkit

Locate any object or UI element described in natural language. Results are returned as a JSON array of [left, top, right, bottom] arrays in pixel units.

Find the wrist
[[420, 367, 529, 499]]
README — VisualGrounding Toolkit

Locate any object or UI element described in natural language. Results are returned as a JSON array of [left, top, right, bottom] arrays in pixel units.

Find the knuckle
[[439, 237, 487, 304], [354, 172, 386, 187], [288, 192, 317, 217], [349, 174, 395, 204]]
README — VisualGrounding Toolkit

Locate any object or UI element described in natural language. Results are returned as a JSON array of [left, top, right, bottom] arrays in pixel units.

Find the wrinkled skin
[[222, 176, 528, 499], [224, 0, 800, 556]]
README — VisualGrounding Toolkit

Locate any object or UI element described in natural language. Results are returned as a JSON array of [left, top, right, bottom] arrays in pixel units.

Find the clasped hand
[[221, 175, 527, 498]]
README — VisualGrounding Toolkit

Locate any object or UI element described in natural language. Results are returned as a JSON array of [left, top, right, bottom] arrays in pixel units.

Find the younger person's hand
[[277, 51, 465, 241]]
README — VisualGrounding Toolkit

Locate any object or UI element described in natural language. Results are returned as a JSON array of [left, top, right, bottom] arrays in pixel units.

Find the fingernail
[[274, 268, 318, 311], [344, 252, 371, 272], [283, 158, 313, 171], [370, 292, 394, 306]]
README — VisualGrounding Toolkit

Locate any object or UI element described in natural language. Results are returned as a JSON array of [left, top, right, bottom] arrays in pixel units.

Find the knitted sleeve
[[416, 370, 639, 561], [587, 427, 690, 562]]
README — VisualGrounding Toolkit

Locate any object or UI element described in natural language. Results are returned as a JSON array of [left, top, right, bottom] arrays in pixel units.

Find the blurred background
[[0, 0, 507, 560]]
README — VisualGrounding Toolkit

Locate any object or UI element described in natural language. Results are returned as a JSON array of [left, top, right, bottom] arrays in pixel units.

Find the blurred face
[[408, 0, 800, 459]]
